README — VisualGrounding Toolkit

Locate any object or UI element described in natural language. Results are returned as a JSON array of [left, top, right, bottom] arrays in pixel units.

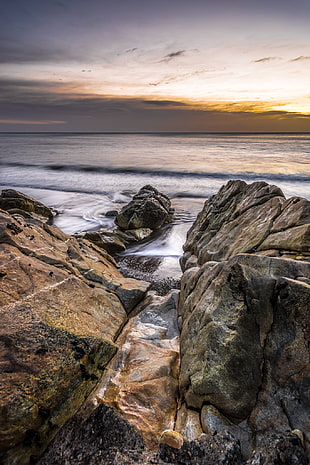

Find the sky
[[0, 0, 310, 132]]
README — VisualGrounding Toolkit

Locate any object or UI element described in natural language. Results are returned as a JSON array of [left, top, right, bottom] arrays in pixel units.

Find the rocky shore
[[0, 181, 309, 465]]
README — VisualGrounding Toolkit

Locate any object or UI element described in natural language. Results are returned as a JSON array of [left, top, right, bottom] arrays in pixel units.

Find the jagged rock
[[0, 189, 55, 219], [0, 203, 150, 465], [179, 254, 310, 452], [115, 185, 174, 230], [178, 180, 310, 459], [181, 180, 310, 270], [86, 291, 180, 449]]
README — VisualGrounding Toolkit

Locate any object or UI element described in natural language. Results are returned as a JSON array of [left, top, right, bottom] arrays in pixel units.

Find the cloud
[[253, 57, 279, 63], [149, 70, 207, 87], [142, 100, 188, 107], [160, 50, 186, 63], [125, 48, 138, 53], [0, 119, 66, 125], [290, 56, 310, 62], [0, 42, 79, 64], [0, 76, 309, 132]]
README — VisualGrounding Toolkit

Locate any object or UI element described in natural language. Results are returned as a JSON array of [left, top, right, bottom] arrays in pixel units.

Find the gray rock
[[181, 180, 310, 269], [115, 185, 174, 230], [178, 181, 310, 458]]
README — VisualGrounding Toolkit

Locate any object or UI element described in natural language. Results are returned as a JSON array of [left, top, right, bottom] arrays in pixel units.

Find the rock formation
[[0, 189, 55, 220], [0, 195, 150, 465], [178, 180, 310, 462], [115, 185, 174, 231], [79, 185, 174, 256], [1, 181, 309, 465]]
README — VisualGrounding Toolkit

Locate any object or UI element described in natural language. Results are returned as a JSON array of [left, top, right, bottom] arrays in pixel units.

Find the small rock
[[105, 210, 118, 217], [159, 430, 184, 449]]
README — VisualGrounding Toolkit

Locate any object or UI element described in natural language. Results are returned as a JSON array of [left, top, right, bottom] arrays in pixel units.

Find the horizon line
[[1, 131, 310, 135]]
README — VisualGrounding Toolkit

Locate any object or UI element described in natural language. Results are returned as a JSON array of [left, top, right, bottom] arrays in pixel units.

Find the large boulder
[[115, 185, 174, 231], [0, 189, 55, 219], [181, 180, 309, 270], [178, 180, 310, 459], [0, 204, 150, 465]]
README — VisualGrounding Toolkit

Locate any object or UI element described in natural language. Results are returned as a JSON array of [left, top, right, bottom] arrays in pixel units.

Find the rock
[[178, 180, 310, 459], [181, 180, 310, 269], [105, 210, 118, 217], [0, 205, 151, 464], [126, 227, 153, 241], [245, 432, 308, 465], [175, 403, 203, 440], [179, 253, 310, 449], [84, 230, 127, 254], [159, 430, 184, 449], [37, 404, 145, 465], [159, 432, 243, 465], [0, 189, 55, 219], [87, 291, 180, 449], [201, 405, 252, 458], [83, 228, 153, 256], [115, 185, 174, 230]]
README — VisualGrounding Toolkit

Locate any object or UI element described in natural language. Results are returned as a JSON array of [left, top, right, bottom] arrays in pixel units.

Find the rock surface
[[0, 189, 55, 219], [2, 182, 310, 465], [0, 206, 150, 465], [115, 185, 174, 231], [37, 404, 246, 465], [178, 180, 310, 459], [85, 291, 180, 449], [181, 180, 310, 270]]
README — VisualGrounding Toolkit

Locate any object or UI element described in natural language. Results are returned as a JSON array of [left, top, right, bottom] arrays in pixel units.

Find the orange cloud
[[0, 119, 66, 125]]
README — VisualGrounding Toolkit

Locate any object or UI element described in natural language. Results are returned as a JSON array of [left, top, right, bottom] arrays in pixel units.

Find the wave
[[0, 161, 309, 183]]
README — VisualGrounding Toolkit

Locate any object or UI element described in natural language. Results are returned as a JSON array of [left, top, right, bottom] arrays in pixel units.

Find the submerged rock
[[115, 185, 174, 230]]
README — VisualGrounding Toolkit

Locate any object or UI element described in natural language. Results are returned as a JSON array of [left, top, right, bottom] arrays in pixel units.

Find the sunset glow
[[1, 0, 309, 132]]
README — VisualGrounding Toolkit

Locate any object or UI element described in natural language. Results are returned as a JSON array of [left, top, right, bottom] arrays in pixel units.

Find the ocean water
[[1, 132, 309, 274]]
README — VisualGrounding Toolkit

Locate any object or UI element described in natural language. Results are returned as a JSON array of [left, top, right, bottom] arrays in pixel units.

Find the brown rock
[[88, 291, 180, 448], [175, 403, 203, 440], [159, 430, 184, 449], [0, 203, 151, 464], [0, 189, 55, 219]]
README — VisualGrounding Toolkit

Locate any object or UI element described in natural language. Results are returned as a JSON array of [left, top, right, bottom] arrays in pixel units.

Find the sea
[[1, 132, 309, 279]]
